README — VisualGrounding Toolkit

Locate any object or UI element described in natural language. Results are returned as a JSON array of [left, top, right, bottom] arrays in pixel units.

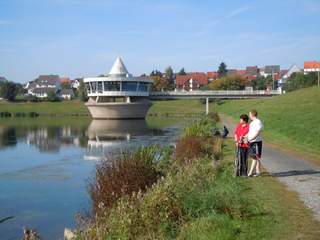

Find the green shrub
[[178, 214, 240, 240], [27, 112, 40, 118], [0, 111, 11, 117], [183, 118, 214, 138], [14, 112, 26, 117], [208, 112, 220, 122]]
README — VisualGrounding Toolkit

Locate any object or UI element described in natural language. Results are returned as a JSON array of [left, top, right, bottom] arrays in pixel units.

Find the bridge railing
[[150, 89, 282, 96]]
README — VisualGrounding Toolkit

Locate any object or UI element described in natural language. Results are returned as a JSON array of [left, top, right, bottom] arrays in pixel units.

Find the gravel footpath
[[221, 115, 320, 221]]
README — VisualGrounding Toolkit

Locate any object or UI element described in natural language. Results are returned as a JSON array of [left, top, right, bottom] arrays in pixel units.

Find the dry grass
[[89, 146, 160, 215]]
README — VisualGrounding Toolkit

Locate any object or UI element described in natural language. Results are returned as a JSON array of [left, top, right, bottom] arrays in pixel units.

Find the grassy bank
[[213, 86, 320, 162], [147, 99, 208, 128], [222, 139, 320, 240], [149, 99, 206, 116], [75, 117, 319, 239], [0, 100, 89, 116]]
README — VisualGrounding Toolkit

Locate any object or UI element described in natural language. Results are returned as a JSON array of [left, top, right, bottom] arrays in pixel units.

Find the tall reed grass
[[89, 146, 160, 214]]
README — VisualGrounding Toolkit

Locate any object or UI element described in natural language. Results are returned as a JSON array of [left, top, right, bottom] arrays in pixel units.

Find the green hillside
[[214, 86, 320, 161], [0, 100, 89, 116]]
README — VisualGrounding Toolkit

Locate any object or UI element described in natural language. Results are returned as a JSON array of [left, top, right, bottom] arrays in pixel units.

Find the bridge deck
[[150, 90, 281, 99]]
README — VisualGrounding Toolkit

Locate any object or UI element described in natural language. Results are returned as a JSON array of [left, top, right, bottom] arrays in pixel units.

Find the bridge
[[150, 89, 282, 114]]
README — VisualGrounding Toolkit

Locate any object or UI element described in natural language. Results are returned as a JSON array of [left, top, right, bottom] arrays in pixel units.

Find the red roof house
[[60, 77, 71, 84], [176, 72, 208, 90], [207, 71, 219, 80], [304, 61, 320, 72], [236, 70, 247, 75]]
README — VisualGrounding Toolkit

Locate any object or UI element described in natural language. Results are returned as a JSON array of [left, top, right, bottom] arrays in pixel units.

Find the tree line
[[0, 81, 24, 101]]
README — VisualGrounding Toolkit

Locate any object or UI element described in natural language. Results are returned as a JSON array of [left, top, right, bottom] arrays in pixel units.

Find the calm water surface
[[0, 119, 180, 239]]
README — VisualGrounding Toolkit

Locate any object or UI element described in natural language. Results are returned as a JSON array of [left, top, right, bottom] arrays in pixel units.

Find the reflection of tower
[[85, 120, 151, 160]]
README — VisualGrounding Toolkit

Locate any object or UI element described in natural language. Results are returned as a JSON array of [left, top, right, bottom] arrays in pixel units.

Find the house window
[[90, 82, 97, 93], [98, 81, 103, 93], [122, 81, 137, 91], [103, 81, 120, 91], [138, 82, 148, 92]]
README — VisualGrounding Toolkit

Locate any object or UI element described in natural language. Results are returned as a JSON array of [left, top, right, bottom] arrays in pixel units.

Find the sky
[[0, 0, 320, 83]]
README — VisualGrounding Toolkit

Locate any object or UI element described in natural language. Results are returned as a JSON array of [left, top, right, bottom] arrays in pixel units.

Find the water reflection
[[0, 124, 88, 152], [0, 120, 174, 159], [0, 127, 18, 148], [26, 126, 85, 152], [86, 120, 155, 160], [0, 119, 179, 239]]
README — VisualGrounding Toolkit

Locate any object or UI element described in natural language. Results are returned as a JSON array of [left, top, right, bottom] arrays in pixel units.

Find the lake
[[0, 118, 181, 239]]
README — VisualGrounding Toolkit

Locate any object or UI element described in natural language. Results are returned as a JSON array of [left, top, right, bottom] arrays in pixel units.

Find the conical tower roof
[[109, 57, 129, 75]]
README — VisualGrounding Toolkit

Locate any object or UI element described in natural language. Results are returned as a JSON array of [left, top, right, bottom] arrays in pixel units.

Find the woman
[[234, 114, 250, 176]]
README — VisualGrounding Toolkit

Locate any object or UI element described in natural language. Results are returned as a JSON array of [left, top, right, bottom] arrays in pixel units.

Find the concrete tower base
[[85, 101, 152, 119]]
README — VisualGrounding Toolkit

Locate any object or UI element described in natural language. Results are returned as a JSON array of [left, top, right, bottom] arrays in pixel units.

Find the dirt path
[[221, 114, 320, 221]]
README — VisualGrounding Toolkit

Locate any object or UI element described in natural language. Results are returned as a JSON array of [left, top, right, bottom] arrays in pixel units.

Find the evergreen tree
[[165, 66, 174, 89], [178, 68, 187, 75], [218, 62, 228, 78], [150, 70, 162, 77]]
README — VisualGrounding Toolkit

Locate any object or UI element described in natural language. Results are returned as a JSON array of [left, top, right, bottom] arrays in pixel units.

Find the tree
[[250, 76, 267, 90], [150, 75, 168, 91], [218, 62, 227, 78], [164, 66, 174, 90], [208, 75, 247, 90], [150, 70, 163, 77], [25, 94, 39, 102], [78, 81, 88, 102], [178, 68, 187, 75], [47, 90, 60, 102], [285, 72, 318, 92], [61, 82, 71, 89], [0, 81, 20, 101]]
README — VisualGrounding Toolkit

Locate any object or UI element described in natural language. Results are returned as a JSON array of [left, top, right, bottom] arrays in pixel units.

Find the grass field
[[0, 116, 91, 128], [213, 86, 320, 162], [220, 139, 320, 240], [182, 139, 320, 240], [149, 99, 206, 115], [0, 100, 89, 116]]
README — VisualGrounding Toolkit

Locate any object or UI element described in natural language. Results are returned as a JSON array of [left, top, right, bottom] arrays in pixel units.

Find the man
[[247, 109, 263, 177], [234, 114, 250, 176]]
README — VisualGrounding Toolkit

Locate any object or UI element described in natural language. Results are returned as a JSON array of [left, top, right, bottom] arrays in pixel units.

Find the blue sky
[[1, 0, 320, 83]]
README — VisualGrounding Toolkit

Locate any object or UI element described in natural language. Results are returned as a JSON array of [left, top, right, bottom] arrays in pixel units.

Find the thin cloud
[[194, 5, 251, 37], [209, 6, 250, 27]]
